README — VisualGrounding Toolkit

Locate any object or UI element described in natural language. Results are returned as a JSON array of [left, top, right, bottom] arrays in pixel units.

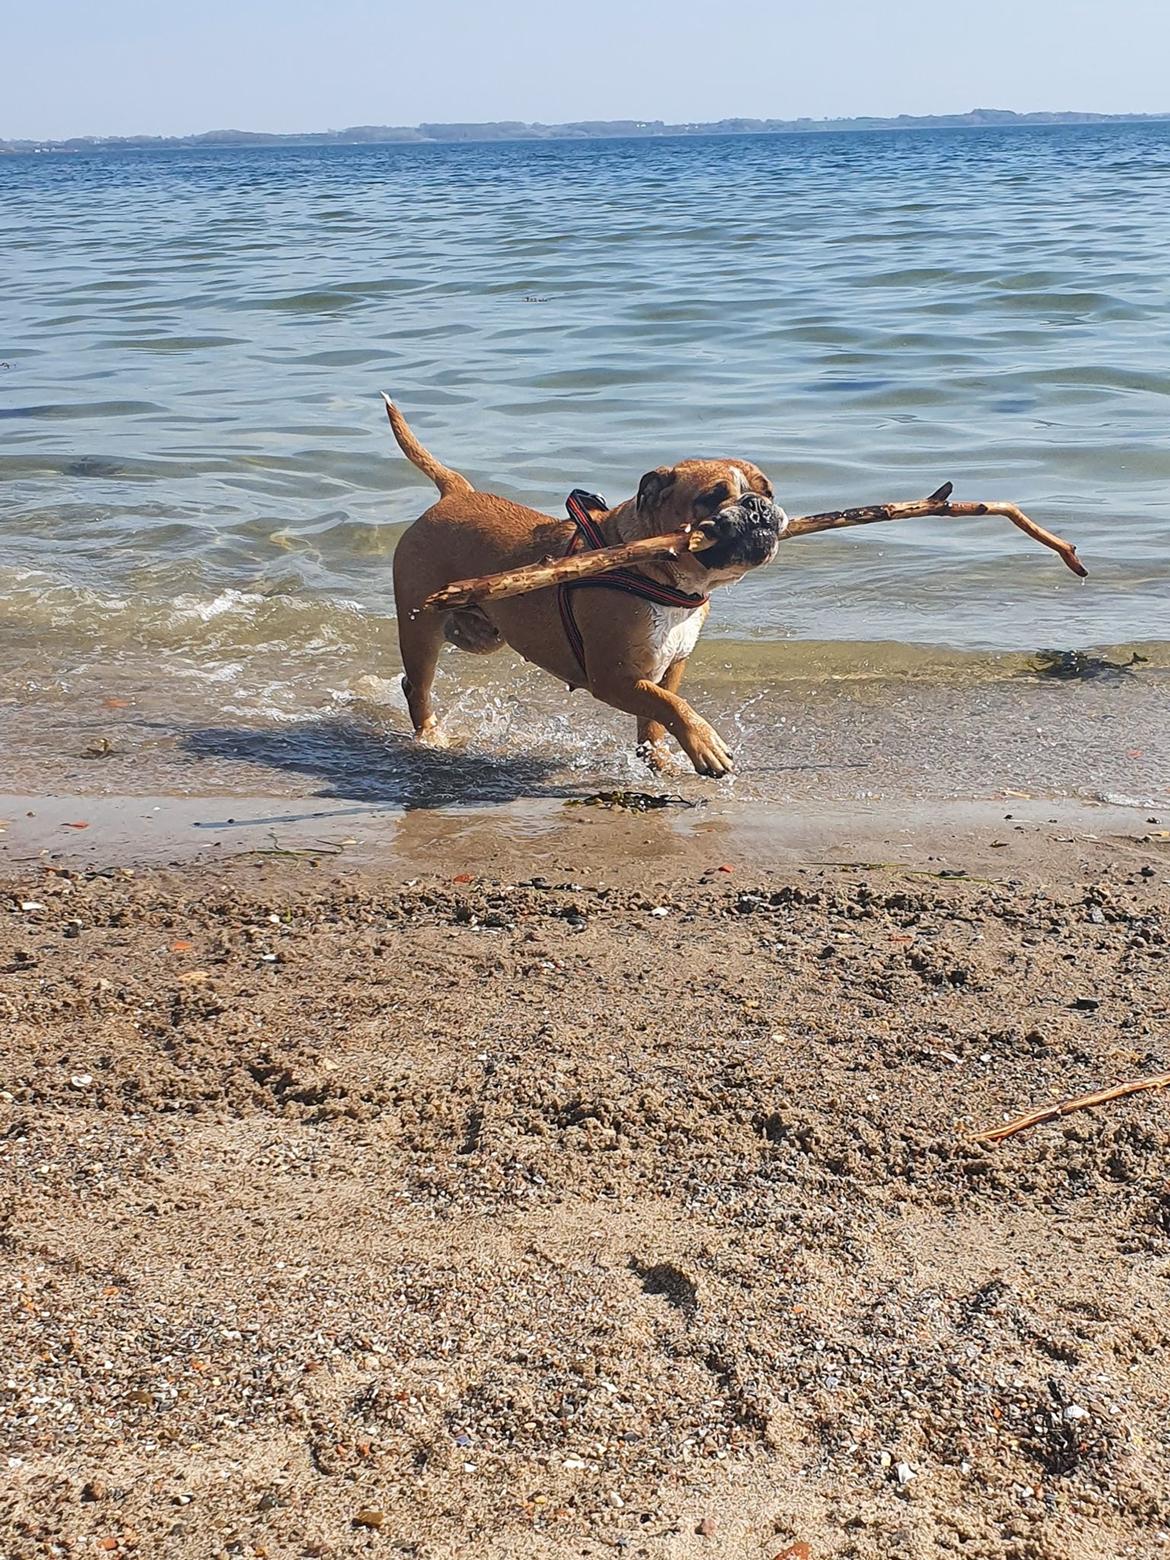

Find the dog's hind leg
[[396, 605, 449, 747], [393, 514, 463, 747]]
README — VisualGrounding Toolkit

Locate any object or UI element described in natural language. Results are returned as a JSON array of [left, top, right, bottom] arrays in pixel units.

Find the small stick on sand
[[420, 481, 1086, 612], [972, 1071, 1170, 1144]]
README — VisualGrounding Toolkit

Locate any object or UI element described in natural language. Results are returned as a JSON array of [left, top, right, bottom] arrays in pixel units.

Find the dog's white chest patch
[[647, 603, 706, 680]]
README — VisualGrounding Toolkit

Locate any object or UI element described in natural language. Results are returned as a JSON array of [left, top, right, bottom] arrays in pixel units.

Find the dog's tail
[[381, 394, 473, 498]]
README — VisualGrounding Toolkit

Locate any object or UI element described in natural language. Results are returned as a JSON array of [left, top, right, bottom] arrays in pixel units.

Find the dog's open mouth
[[696, 494, 788, 571]]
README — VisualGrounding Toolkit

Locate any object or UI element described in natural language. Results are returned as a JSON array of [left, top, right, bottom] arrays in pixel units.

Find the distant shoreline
[[4, 107, 1170, 154]]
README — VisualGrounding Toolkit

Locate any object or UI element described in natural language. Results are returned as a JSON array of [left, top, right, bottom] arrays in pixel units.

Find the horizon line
[[5, 105, 1170, 151]]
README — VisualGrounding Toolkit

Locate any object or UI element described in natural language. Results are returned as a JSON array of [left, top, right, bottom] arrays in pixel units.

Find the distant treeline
[[5, 108, 1170, 153]]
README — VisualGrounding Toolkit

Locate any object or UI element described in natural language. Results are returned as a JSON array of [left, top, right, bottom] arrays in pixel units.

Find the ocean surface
[[2, 126, 1169, 810]]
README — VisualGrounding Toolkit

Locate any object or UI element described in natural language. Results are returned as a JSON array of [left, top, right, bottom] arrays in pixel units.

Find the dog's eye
[[695, 483, 730, 517]]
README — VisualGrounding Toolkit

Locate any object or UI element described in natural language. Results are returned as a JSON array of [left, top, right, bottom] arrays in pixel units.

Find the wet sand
[[1, 788, 1164, 873], [4, 637, 1170, 821], [2, 797, 1169, 1558]]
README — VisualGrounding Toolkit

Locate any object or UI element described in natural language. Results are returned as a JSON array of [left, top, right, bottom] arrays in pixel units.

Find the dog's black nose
[[739, 494, 774, 525]]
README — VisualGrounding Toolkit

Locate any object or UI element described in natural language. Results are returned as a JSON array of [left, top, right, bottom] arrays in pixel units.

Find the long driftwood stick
[[420, 481, 1086, 612], [972, 1071, 1170, 1145]]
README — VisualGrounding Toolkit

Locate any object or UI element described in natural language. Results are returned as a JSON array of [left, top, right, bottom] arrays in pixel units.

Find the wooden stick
[[787, 481, 1087, 578], [419, 481, 1086, 612], [972, 1071, 1170, 1144], [421, 526, 715, 613]]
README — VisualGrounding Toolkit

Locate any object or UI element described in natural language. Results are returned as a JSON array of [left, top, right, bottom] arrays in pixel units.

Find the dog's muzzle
[[697, 493, 788, 571]]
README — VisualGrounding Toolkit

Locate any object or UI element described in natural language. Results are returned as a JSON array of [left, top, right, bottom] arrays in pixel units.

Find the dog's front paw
[[637, 739, 679, 775], [681, 722, 734, 778]]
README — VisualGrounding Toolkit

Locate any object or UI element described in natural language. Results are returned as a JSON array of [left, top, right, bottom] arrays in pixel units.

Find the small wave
[[166, 588, 268, 624], [120, 335, 246, 351], [0, 399, 164, 420], [248, 289, 367, 312], [175, 661, 247, 685]]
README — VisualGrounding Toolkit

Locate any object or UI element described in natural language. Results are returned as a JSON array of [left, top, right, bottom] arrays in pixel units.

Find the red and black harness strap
[[557, 489, 709, 679]]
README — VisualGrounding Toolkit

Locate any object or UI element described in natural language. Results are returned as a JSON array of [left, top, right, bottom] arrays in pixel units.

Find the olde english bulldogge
[[386, 399, 786, 776]]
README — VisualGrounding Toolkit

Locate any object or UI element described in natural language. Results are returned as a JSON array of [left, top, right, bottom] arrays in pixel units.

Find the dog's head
[[634, 459, 787, 587]]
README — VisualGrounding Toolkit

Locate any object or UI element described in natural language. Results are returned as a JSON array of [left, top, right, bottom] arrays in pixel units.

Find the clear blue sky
[[7, 0, 1168, 140]]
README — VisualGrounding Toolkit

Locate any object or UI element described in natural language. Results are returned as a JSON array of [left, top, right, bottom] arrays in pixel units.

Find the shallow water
[[2, 126, 1169, 804]]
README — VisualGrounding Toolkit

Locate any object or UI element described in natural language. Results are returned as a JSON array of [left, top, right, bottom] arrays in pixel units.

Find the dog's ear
[[636, 467, 676, 515]]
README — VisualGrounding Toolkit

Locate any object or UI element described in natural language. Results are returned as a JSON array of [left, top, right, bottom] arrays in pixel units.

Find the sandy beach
[[2, 797, 1168, 1559]]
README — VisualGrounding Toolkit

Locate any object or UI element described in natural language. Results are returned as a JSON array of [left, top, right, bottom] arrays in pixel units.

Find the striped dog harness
[[557, 488, 709, 680]]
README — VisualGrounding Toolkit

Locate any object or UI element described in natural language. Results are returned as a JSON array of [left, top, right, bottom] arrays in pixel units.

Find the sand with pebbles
[[1, 811, 1169, 1559]]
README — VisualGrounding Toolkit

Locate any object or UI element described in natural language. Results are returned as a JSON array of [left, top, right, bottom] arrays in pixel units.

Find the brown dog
[[386, 399, 786, 776]]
